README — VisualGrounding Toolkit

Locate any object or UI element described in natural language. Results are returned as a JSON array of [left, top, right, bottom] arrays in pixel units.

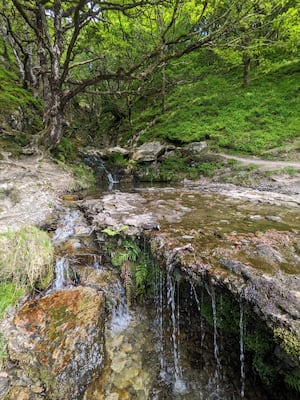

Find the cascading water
[[52, 208, 81, 242], [53, 257, 70, 290], [166, 272, 187, 395], [46, 194, 271, 400], [110, 281, 131, 334], [83, 154, 119, 187], [240, 301, 246, 399]]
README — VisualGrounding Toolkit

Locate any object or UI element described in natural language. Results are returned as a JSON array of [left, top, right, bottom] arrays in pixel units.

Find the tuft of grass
[[0, 226, 54, 291]]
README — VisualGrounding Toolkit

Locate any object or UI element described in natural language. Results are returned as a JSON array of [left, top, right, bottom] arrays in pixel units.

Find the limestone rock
[[132, 142, 165, 163], [186, 141, 207, 154]]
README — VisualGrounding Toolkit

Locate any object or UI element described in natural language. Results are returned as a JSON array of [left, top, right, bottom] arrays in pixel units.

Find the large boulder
[[132, 142, 166, 163], [5, 287, 105, 400]]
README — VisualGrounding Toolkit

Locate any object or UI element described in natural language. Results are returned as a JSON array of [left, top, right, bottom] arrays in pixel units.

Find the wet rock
[[6, 287, 105, 400], [0, 373, 9, 397], [132, 142, 166, 163]]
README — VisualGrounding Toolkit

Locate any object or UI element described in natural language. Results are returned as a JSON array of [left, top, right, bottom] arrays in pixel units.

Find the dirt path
[[218, 153, 300, 170], [0, 154, 75, 232]]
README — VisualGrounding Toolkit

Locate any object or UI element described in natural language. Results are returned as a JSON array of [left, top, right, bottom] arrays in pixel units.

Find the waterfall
[[110, 281, 131, 334], [83, 154, 119, 186], [240, 301, 246, 398], [190, 281, 205, 348], [155, 270, 167, 377], [54, 257, 70, 290], [52, 209, 81, 242], [166, 273, 187, 395], [206, 283, 222, 396]]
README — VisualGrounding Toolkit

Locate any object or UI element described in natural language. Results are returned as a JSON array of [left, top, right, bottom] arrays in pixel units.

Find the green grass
[[132, 56, 300, 155], [0, 282, 25, 320]]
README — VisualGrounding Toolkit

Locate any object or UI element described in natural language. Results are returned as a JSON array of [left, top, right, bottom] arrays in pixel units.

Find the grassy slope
[[133, 54, 300, 157]]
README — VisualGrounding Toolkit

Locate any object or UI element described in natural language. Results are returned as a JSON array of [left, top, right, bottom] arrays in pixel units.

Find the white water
[[240, 301, 246, 398], [54, 257, 70, 290], [206, 283, 222, 396], [166, 273, 187, 395], [156, 270, 167, 376], [52, 209, 81, 242], [110, 281, 131, 334]]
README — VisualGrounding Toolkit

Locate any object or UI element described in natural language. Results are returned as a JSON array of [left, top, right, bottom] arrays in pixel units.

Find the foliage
[[274, 328, 300, 361], [0, 226, 54, 291], [69, 164, 96, 190], [102, 225, 129, 237], [1, 0, 295, 149], [147, 155, 223, 181], [0, 282, 25, 320], [52, 137, 74, 162], [284, 369, 300, 392], [135, 59, 300, 155], [107, 237, 153, 305]]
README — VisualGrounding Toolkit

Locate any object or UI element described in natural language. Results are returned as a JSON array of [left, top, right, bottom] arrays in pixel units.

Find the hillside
[[127, 54, 300, 159]]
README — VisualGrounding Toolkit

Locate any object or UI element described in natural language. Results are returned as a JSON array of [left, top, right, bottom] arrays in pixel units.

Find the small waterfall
[[110, 281, 131, 334], [240, 301, 246, 398], [83, 154, 119, 186], [155, 270, 167, 377], [167, 272, 187, 395], [206, 283, 221, 395], [52, 209, 81, 242], [54, 257, 70, 290]]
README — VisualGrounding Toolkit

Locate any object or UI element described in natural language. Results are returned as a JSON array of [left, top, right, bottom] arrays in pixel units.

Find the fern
[[135, 262, 148, 294], [285, 370, 300, 393], [111, 251, 130, 268], [121, 261, 133, 307]]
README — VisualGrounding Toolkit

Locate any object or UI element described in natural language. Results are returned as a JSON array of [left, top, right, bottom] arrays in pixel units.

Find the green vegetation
[[67, 164, 96, 190], [274, 328, 300, 361], [0, 226, 53, 368], [102, 230, 154, 305], [0, 226, 54, 292], [134, 58, 300, 155]]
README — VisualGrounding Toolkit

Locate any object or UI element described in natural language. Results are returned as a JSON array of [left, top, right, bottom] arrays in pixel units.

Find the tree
[[1, 0, 284, 150], [213, 1, 294, 86]]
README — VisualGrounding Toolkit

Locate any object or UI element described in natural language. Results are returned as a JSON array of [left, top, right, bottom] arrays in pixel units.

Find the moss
[[68, 163, 96, 189], [274, 328, 300, 361]]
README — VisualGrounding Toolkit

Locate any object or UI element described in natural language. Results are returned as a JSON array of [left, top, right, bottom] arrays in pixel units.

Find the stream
[[48, 182, 291, 400]]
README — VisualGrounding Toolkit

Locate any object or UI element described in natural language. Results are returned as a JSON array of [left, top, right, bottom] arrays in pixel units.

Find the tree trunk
[[161, 62, 166, 113], [34, 91, 66, 150], [243, 54, 251, 86]]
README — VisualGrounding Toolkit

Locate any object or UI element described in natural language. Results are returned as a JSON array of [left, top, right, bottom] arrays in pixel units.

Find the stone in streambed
[[6, 287, 105, 400]]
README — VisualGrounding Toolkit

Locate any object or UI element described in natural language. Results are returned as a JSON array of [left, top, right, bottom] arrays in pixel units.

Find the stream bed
[[2, 183, 299, 400]]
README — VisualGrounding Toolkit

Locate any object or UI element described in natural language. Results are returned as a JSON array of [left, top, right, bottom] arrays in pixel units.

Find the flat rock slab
[[81, 186, 300, 345]]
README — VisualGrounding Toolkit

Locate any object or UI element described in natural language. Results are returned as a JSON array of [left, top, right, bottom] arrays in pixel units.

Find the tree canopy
[[0, 0, 298, 150]]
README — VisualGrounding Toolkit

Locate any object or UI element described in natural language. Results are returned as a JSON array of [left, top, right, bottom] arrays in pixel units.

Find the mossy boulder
[[6, 287, 105, 400]]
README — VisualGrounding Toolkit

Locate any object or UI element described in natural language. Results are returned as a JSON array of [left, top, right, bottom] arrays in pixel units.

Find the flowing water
[[51, 193, 275, 400]]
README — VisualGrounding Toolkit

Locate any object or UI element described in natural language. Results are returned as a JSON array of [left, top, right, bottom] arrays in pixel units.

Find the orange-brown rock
[[8, 287, 105, 400]]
